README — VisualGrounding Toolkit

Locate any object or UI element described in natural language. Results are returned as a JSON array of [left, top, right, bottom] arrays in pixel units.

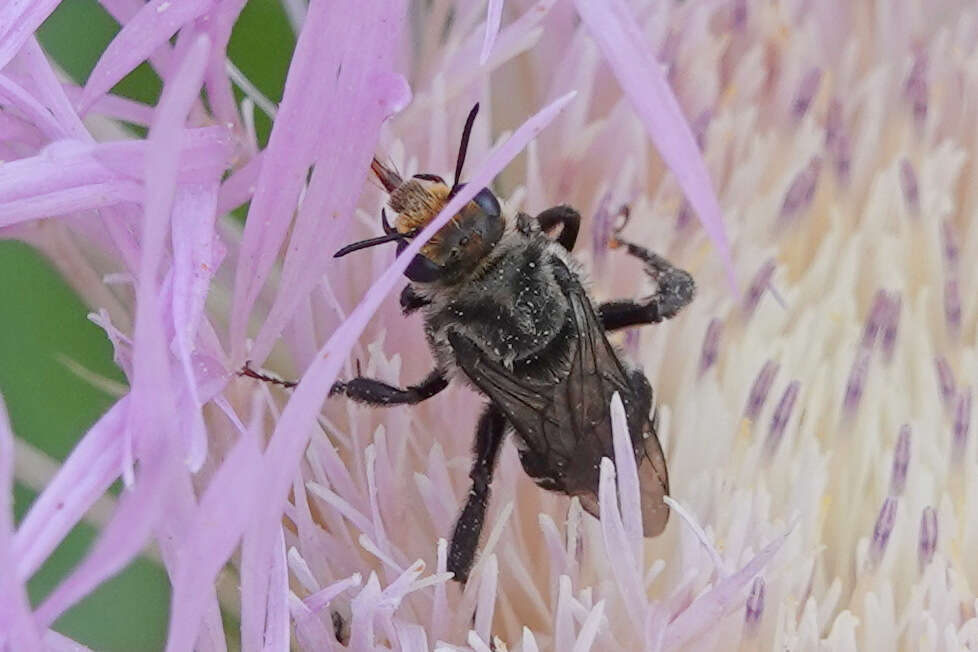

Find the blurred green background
[[1, 1, 294, 649]]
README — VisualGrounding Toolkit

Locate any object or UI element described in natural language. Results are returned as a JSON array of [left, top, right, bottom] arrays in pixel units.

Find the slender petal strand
[[0, 396, 43, 650], [228, 0, 408, 362], [78, 0, 217, 113], [573, 0, 735, 286], [480, 0, 505, 64]]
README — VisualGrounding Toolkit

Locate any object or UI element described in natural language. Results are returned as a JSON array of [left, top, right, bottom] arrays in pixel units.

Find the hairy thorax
[[420, 231, 570, 373]]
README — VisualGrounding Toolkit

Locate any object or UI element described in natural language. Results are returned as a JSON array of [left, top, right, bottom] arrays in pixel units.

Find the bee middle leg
[[598, 239, 695, 332], [535, 205, 580, 252], [448, 403, 507, 583], [334, 368, 448, 405]]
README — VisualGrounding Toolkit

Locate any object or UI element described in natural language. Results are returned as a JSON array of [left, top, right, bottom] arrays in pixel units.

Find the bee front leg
[[599, 239, 695, 331], [400, 285, 430, 315], [448, 404, 507, 583], [535, 205, 580, 252]]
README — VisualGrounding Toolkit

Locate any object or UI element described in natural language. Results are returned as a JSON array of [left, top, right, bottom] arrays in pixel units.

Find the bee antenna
[[451, 103, 480, 195], [381, 208, 396, 234], [334, 232, 406, 258]]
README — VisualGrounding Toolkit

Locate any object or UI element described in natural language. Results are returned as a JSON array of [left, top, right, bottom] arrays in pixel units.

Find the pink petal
[[42, 630, 94, 652], [13, 397, 128, 581], [217, 154, 262, 215], [246, 38, 412, 361], [228, 0, 397, 361], [0, 396, 43, 650], [609, 392, 642, 557], [597, 457, 647, 640], [0, 1, 59, 69], [263, 527, 290, 652], [0, 73, 65, 139], [170, 182, 222, 469], [573, 0, 735, 287], [127, 35, 211, 464], [480, 0, 505, 64], [163, 426, 263, 652], [77, 0, 217, 113], [663, 531, 788, 650], [34, 442, 177, 628]]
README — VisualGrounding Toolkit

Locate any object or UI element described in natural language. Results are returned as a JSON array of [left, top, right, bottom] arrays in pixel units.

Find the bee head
[[335, 103, 504, 284]]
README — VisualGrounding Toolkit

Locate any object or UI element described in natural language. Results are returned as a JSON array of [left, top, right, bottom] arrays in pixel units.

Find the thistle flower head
[[2, 1, 978, 650]]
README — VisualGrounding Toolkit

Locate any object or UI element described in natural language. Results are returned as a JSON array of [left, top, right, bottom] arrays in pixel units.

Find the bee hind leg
[[598, 239, 695, 331], [535, 205, 580, 252], [335, 368, 448, 405], [448, 404, 507, 583]]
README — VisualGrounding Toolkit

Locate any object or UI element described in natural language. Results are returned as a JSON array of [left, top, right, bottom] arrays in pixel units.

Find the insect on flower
[[242, 104, 696, 582]]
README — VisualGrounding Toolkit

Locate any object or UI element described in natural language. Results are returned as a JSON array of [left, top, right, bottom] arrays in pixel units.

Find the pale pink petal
[[572, 600, 605, 652], [305, 573, 363, 615], [0, 182, 143, 228], [609, 393, 642, 557], [597, 457, 647, 640], [42, 630, 94, 652], [663, 531, 788, 650], [573, 0, 735, 286], [34, 443, 177, 627], [0, 395, 43, 650], [663, 496, 726, 577], [13, 397, 128, 581], [12, 38, 89, 140], [164, 428, 263, 652], [78, 0, 217, 113], [62, 83, 155, 126], [228, 0, 394, 361], [170, 182, 222, 469], [0, 1, 59, 69], [127, 35, 212, 467], [474, 554, 498, 643], [0, 73, 65, 139], [480, 0, 505, 64], [246, 11, 412, 363], [217, 154, 262, 215], [263, 527, 290, 652]]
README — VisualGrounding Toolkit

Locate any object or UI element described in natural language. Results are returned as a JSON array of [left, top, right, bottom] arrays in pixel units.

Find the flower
[[2, 0, 978, 651]]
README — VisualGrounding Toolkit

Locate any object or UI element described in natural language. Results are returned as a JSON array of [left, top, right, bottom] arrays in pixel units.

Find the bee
[[244, 104, 695, 582]]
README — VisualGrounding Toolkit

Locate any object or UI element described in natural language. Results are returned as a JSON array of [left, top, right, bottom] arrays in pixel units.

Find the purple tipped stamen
[[918, 507, 938, 570], [881, 293, 900, 362], [905, 50, 929, 124], [941, 220, 959, 267], [792, 68, 822, 118], [743, 259, 776, 316], [935, 357, 956, 406], [952, 388, 971, 456], [899, 158, 919, 214], [861, 290, 891, 349], [889, 425, 910, 496], [692, 109, 712, 151], [944, 275, 961, 335], [765, 381, 800, 456], [744, 577, 765, 630], [731, 0, 747, 29], [825, 99, 851, 182], [780, 157, 822, 219], [676, 199, 693, 231], [745, 360, 779, 421], [699, 318, 723, 375], [842, 348, 871, 416], [870, 496, 898, 565]]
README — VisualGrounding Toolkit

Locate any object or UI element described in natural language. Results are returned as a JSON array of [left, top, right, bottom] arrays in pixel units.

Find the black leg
[[335, 368, 448, 406], [448, 404, 507, 583], [239, 363, 448, 406], [535, 205, 580, 252], [598, 239, 695, 332], [400, 284, 429, 315]]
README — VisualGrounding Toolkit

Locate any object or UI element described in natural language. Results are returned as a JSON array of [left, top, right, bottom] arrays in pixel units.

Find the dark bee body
[[419, 214, 669, 532], [242, 105, 694, 582]]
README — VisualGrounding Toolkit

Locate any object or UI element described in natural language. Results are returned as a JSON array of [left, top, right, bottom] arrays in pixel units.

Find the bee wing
[[450, 261, 669, 537]]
